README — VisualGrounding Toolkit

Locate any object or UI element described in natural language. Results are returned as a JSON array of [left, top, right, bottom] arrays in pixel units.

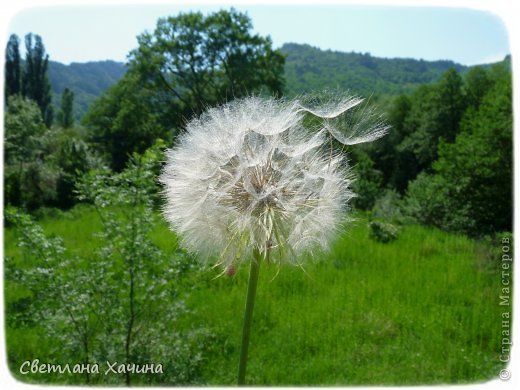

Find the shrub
[[6, 147, 205, 385], [402, 172, 449, 228], [368, 220, 399, 243], [371, 189, 405, 223]]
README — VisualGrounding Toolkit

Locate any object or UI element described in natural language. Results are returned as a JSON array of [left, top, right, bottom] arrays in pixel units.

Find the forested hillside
[[48, 60, 126, 119], [45, 43, 509, 119], [283, 43, 470, 96]]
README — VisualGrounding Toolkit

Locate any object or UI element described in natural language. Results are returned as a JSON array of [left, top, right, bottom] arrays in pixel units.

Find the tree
[[84, 9, 285, 171], [434, 67, 465, 143], [3, 95, 55, 209], [5, 34, 22, 100], [130, 9, 284, 116], [75, 146, 204, 385], [391, 84, 438, 191], [405, 67, 512, 236], [379, 69, 466, 193], [370, 94, 411, 190], [6, 145, 206, 385], [52, 137, 98, 209], [5, 208, 111, 385], [351, 148, 384, 210], [22, 33, 53, 127], [436, 70, 511, 235], [464, 66, 491, 110], [83, 72, 165, 171], [57, 87, 74, 128], [4, 94, 99, 210]]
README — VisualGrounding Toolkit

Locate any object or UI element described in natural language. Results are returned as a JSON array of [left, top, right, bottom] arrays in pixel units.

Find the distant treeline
[[36, 43, 510, 120]]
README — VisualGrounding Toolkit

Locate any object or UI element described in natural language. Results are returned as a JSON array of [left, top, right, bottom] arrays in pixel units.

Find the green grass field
[[4, 206, 508, 385]]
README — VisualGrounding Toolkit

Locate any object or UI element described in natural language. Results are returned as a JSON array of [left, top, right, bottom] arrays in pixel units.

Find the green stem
[[237, 249, 262, 386]]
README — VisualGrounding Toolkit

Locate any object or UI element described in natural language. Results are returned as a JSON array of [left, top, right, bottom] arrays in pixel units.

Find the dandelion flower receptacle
[[159, 95, 388, 385]]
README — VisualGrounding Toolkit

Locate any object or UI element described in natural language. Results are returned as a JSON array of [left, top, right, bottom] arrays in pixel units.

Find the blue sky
[[5, 3, 510, 66]]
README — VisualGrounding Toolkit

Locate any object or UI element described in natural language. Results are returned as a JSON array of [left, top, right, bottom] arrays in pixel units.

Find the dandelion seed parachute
[[159, 96, 387, 270]]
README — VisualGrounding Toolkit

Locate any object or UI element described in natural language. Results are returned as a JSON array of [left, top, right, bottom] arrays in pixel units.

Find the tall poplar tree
[[5, 34, 22, 100], [22, 33, 53, 127], [58, 87, 74, 128]]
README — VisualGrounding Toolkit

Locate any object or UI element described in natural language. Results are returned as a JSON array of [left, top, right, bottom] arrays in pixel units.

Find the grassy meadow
[[4, 205, 507, 385]]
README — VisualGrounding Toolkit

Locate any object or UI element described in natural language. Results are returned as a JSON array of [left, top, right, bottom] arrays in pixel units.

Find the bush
[[371, 189, 405, 223], [4, 96, 56, 209], [351, 149, 384, 210], [475, 231, 513, 271], [402, 172, 449, 228], [6, 148, 206, 385], [368, 220, 399, 243]]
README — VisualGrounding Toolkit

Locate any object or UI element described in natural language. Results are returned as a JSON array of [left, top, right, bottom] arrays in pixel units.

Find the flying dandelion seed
[[159, 94, 388, 385]]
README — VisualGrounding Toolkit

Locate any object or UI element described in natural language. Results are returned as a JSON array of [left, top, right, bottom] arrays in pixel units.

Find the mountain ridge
[[47, 43, 509, 119], [281, 43, 469, 96], [48, 60, 126, 119]]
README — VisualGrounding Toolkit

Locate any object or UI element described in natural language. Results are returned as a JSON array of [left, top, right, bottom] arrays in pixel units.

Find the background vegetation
[[43, 42, 511, 120], [3, 8, 512, 386]]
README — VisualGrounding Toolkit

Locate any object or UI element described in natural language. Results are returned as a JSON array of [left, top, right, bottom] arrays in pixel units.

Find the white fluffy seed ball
[[159, 96, 387, 270]]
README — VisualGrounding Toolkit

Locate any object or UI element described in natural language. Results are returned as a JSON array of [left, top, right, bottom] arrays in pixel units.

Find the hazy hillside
[[46, 45, 509, 119], [281, 43, 472, 96], [48, 60, 126, 119]]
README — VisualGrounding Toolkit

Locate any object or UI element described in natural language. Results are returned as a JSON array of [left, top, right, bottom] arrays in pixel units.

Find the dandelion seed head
[[160, 96, 387, 270]]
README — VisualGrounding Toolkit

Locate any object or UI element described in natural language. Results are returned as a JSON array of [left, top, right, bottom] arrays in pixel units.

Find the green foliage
[[76, 149, 206, 385], [371, 84, 435, 193], [4, 95, 56, 209], [4, 33, 55, 127], [362, 62, 512, 237], [368, 220, 399, 243], [464, 66, 492, 110], [48, 60, 126, 120], [371, 189, 405, 223], [129, 9, 284, 111], [6, 153, 205, 385], [51, 135, 102, 208], [57, 87, 74, 128], [4, 96, 101, 210], [22, 33, 53, 127], [434, 68, 465, 142], [5, 207, 112, 384], [370, 94, 412, 191], [350, 148, 384, 210], [4, 96, 46, 164], [395, 68, 465, 179], [404, 64, 511, 236], [282, 43, 469, 97], [82, 72, 166, 171], [84, 9, 285, 171], [5, 34, 22, 100], [402, 172, 447, 227], [371, 64, 500, 194]]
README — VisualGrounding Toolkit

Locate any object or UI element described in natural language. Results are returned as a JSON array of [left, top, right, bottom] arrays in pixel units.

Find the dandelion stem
[[237, 249, 262, 385]]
